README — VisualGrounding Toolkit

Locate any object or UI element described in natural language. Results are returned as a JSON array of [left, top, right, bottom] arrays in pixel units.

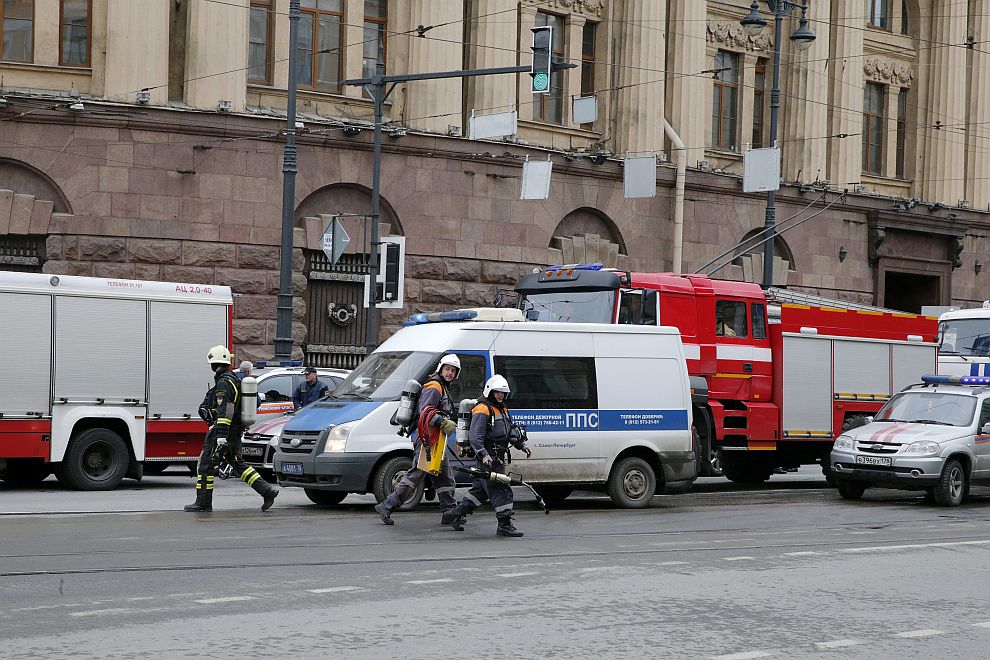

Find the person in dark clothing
[[442, 375, 531, 537], [293, 366, 329, 410], [184, 345, 279, 512], [375, 354, 460, 525]]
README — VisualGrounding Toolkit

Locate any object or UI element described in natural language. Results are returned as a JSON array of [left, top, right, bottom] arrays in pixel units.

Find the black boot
[[184, 476, 213, 512], [245, 468, 278, 511], [496, 514, 523, 537], [442, 500, 474, 529], [375, 501, 394, 525]]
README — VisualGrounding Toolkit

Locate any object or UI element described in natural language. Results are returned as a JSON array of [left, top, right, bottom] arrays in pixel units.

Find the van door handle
[[743, 363, 753, 373]]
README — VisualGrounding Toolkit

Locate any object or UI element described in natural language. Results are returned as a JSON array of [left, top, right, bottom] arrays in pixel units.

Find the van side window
[[751, 303, 767, 340], [446, 353, 487, 403], [493, 356, 598, 410], [979, 400, 990, 432], [715, 300, 747, 337]]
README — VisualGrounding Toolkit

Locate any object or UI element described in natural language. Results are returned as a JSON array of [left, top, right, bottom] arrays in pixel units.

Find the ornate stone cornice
[[521, 0, 605, 18], [706, 21, 773, 53], [863, 57, 914, 86]]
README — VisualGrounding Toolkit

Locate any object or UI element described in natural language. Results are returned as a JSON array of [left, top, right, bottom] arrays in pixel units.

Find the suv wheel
[[835, 479, 867, 500], [933, 458, 967, 507]]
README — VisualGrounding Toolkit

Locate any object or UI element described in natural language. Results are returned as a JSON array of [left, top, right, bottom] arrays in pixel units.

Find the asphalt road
[[4, 469, 990, 659]]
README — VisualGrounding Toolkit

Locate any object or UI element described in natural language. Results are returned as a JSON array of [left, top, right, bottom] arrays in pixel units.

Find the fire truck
[[514, 265, 937, 483], [0, 272, 232, 490]]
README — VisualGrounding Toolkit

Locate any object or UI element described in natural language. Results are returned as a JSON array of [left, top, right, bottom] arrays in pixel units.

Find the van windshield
[[939, 318, 990, 357], [519, 291, 614, 323], [875, 391, 977, 427], [333, 351, 436, 402]]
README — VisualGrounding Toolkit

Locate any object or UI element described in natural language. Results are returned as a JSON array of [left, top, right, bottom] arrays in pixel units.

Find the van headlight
[[903, 440, 940, 456], [833, 435, 855, 451], [323, 423, 352, 453]]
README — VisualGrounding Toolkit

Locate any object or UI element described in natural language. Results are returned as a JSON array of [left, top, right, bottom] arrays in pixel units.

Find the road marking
[[496, 572, 538, 578], [896, 629, 944, 638], [193, 596, 255, 604], [782, 551, 820, 557], [406, 578, 453, 585], [70, 608, 131, 617], [973, 621, 990, 628], [815, 639, 864, 649], [723, 556, 755, 561], [842, 539, 990, 554], [307, 586, 363, 594], [648, 561, 690, 566], [710, 651, 774, 660]]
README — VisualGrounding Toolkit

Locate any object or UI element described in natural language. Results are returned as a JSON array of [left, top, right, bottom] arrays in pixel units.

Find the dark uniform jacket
[[417, 376, 454, 432], [469, 396, 524, 461], [212, 371, 243, 438], [293, 379, 329, 409]]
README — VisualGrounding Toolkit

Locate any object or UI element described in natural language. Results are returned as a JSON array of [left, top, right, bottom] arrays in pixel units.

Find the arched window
[[726, 229, 796, 279], [549, 208, 626, 267], [294, 182, 402, 235]]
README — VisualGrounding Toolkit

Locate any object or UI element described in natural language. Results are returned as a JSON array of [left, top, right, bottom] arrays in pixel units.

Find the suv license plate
[[282, 463, 304, 476], [856, 455, 892, 466], [241, 446, 263, 457]]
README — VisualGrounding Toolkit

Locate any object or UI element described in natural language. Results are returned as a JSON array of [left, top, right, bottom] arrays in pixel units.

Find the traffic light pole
[[342, 60, 573, 354]]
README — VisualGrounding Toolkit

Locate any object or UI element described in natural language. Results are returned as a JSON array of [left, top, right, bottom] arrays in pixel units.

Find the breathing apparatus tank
[[393, 379, 422, 433], [240, 375, 258, 426], [457, 398, 477, 450]]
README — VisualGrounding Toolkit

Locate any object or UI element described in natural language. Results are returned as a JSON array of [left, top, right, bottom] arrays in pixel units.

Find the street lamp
[[740, 1, 815, 288]]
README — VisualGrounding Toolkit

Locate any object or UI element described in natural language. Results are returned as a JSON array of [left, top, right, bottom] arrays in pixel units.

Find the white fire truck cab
[[0, 272, 232, 489]]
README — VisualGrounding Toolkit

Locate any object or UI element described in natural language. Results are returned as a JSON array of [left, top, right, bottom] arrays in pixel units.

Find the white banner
[[520, 160, 553, 200], [623, 156, 657, 199], [469, 110, 518, 140], [572, 96, 597, 125], [743, 147, 781, 192]]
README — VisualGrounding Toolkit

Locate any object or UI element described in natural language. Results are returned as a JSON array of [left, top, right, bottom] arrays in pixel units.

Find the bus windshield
[[938, 318, 990, 357], [519, 291, 615, 323]]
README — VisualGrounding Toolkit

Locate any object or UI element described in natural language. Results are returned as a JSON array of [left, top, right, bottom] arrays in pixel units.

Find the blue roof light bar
[[921, 374, 990, 386]]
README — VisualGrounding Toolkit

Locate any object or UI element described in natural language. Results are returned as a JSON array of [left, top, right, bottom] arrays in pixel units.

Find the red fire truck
[[0, 272, 232, 490], [514, 265, 937, 483]]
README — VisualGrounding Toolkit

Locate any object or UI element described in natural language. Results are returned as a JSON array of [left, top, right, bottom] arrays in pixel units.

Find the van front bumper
[[275, 452, 381, 492], [830, 450, 944, 489]]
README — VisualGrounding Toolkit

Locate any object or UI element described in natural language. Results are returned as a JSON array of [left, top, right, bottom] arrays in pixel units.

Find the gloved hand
[[482, 455, 493, 466], [216, 436, 228, 448], [440, 418, 457, 436], [522, 446, 532, 458]]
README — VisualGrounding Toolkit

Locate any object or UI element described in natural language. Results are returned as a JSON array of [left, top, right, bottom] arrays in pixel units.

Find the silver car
[[830, 375, 990, 506]]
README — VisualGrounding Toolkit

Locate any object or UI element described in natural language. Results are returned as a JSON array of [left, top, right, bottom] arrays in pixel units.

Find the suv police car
[[830, 375, 990, 506]]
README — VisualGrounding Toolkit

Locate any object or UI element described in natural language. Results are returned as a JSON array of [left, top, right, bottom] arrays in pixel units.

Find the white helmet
[[437, 354, 461, 376], [484, 375, 511, 398], [207, 345, 232, 366]]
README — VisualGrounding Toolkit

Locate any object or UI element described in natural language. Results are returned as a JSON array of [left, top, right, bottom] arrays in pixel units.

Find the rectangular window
[[711, 51, 739, 151], [751, 303, 767, 340], [299, 0, 343, 92], [895, 88, 908, 178], [752, 58, 767, 148], [59, 0, 88, 66], [494, 356, 597, 410], [445, 353, 488, 404], [869, 0, 890, 29], [248, 1, 272, 84], [534, 11, 565, 125], [2, 0, 33, 63], [716, 300, 748, 338], [362, 0, 387, 81], [579, 21, 596, 129], [863, 82, 885, 175]]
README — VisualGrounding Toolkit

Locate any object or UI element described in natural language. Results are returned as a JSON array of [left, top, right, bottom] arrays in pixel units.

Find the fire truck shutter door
[[0, 292, 52, 416], [834, 340, 891, 397], [892, 343, 936, 392], [781, 335, 832, 434]]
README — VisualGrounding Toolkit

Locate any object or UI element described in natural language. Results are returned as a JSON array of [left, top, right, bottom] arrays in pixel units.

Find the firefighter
[[184, 345, 279, 512], [374, 354, 460, 525], [442, 375, 532, 537]]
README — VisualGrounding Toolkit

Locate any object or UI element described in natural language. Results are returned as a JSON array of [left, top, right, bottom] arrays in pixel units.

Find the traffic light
[[530, 26, 552, 94]]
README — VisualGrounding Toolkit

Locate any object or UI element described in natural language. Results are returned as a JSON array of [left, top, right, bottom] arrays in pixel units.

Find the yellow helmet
[[207, 345, 232, 366]]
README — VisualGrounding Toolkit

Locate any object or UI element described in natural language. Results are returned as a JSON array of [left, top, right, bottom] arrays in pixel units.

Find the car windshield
[[875, 391, 977, 427], [938, 318, 990, 357], [519, 291, 614, 323], [332, 351, 437, 402]]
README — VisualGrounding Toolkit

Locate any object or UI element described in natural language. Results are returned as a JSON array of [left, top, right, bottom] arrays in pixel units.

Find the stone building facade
[[1, 0, 989, 364]]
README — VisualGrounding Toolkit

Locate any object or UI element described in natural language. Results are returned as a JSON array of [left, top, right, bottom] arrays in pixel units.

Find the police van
[[274, 308, 696, 508]]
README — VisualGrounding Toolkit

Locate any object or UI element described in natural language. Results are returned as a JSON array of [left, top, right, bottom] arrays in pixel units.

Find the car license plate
[[241, 446, 263, 457], [856, 455, 892, 466], [282, 462, 304, 476]]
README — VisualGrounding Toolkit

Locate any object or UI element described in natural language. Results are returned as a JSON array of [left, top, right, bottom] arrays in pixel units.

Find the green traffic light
[[533, 72, 549, 92]]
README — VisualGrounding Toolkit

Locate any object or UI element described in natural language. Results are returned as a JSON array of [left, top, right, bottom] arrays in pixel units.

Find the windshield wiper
[[907, 419, 953, 426], [939, 349, 969, 361]]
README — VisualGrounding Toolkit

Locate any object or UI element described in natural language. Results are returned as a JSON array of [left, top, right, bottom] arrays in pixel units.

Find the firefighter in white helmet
[[184, 345, 279, 512], [442, 374, 532, 537], [375, 353, 460, 525]]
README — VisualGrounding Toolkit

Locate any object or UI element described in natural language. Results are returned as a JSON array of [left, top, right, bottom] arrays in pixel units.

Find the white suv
[[830, 375, 990, 506]]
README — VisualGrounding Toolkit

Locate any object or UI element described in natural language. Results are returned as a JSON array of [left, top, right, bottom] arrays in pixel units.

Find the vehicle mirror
[[866, 416, 874, 423], [982, 422, 990, 434], [258, 392, 266, 402]]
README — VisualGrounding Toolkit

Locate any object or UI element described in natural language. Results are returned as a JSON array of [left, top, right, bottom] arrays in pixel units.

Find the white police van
[[274, 308, 696, 508]]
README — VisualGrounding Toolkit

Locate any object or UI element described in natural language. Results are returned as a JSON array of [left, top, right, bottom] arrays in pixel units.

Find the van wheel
[[607, 457, 656, 508], [304, 489, 348, 506], [835, 479, 866, 500], [62, 428, 129, 491], [933, 459, 967, 507], [534, 485, 573, 507], [0, 460, 51, 487], [372, 456, 424, 511]]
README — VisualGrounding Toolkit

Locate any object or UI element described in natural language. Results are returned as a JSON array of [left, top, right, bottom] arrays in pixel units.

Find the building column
[[565, 14, 586, 129], [185, 0, 248, 112], [465, 0, 518, 119], [613, 1, 665, 155], [104, 0, 170, 104], [342, 0, 366, 99], [666, 1, 707, 166], [922, 2, 967, 204], [966, 0, 990, 209], [781, 3, 830, 184], [402, 1, 463, 133], [826, 0, 864, 189]]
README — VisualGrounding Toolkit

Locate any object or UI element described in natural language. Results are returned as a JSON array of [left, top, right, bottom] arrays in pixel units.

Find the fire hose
[[452, 464, 550, 515]]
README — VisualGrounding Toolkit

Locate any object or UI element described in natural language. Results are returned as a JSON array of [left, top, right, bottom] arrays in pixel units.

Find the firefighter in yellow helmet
[[184, 345, 279, 512]]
